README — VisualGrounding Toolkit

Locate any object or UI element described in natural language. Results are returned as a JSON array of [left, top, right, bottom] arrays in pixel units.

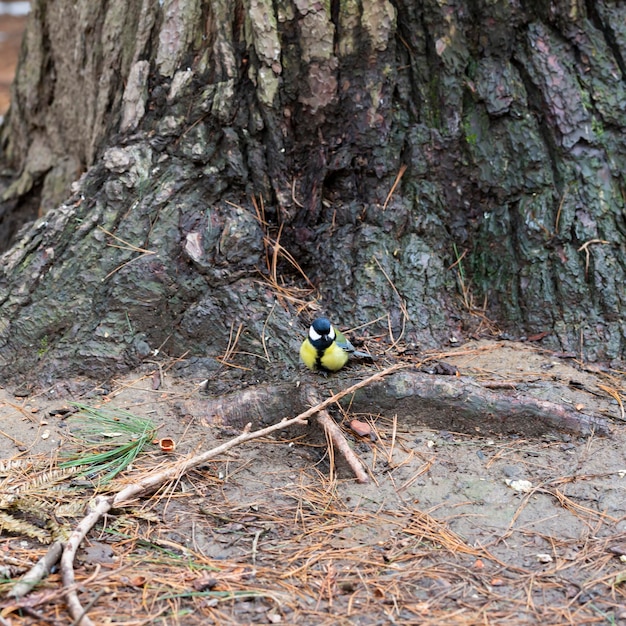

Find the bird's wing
[[334, 329, 355, 353], [335, 329, 375, 360]]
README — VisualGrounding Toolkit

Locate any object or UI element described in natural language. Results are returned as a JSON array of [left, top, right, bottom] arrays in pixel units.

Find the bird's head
[[308, 317, 335, 347]]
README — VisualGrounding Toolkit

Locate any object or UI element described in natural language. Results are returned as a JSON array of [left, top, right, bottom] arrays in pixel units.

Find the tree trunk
[[1, 0, 625, 384]]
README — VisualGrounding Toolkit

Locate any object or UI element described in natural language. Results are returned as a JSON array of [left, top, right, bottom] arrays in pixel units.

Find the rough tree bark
[[0, 0, 625, 385]]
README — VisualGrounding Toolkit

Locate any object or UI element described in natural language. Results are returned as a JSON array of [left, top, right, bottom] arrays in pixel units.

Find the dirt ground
[[1, 340, 626, 625]]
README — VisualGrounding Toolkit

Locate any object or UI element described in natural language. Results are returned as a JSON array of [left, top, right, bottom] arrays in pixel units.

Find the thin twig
[[70, 589, 104, 626], [307, 389, 369, 484], [10, 541, 64, 598], [554, 186, 567, 234], [97, 226, 155, 254], [383, 164, 407, 210], [261, 301, 276, 363], [577, 238, 610, 277], [387, 414, 398, 466], [372, 257, 408, 349]]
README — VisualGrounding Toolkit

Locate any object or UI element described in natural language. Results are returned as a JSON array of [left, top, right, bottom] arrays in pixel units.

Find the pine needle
[[59, 403, 156, 485]]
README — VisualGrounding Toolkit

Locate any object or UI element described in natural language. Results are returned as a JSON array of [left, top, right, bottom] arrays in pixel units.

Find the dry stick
[[307, 389, 369, 484], [10, 541, 64, 599], [59, 364, 404, 625], [320, 409, 366, 481]]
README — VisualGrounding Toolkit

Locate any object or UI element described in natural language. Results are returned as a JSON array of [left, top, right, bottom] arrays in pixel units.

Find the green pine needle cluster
[[60, 403, 156, 485]]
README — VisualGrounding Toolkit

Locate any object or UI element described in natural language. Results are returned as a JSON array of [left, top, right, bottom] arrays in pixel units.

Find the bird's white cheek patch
[[309, 326, 322, 341]]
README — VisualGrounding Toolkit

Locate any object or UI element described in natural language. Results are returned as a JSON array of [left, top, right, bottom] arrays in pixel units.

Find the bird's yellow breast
[[300, 339, 348, 372], [320, 341, 349, 371], [299, 338, 319, 370], [300, 338, 349, 372]]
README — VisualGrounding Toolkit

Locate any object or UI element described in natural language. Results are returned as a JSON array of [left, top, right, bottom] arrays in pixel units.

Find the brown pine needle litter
[[249, 195, 319, 314], [2, 357, 626, 624]]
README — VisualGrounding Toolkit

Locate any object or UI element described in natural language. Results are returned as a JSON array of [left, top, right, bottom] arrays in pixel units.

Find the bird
[[299, 317, 371, 373]]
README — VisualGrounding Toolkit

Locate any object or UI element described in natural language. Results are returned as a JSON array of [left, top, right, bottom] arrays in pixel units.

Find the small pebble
[[349, 420, 371, 437]]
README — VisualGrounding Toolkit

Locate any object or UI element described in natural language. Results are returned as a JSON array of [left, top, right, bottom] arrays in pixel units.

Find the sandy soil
[[1, 340, 626, 624]]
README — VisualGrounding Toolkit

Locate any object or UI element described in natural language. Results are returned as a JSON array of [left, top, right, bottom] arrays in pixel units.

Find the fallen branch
[[9, 541, 63, 599], [59, 422, 290, 625], [54, 364, 403, 624], [307, 390, 370, 484]]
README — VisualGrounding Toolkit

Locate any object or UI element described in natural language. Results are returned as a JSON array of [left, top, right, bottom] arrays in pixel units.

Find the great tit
[[300, 317, 370, 373]]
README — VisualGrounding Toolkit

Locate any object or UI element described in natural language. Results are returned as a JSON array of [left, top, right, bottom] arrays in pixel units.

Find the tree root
[[181, 367, 609, 437]]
